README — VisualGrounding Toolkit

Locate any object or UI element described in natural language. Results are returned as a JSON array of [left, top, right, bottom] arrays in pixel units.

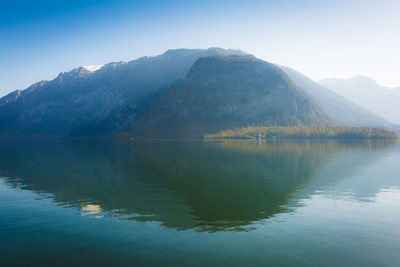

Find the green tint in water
[[0, 139, 399, 266]]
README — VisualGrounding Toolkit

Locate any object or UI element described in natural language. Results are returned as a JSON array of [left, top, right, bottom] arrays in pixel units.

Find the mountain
[[0, 48, 245, 137], [319, 76, 400, 124], [281, 67, 398, 131], [134, 55, 332, 138], [0, 47, 397, 138]]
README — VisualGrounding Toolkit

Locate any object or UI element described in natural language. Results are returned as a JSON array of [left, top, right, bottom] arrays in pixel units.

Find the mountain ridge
[[0, 47, 397, 138], [0, 48, 246, 137], [281, 66, 399, 132], [134, 55, 332, 138], [319, 76, 400, 124]]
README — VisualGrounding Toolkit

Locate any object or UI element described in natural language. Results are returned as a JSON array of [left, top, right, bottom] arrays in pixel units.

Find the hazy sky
[[1, 0, 399, 96]]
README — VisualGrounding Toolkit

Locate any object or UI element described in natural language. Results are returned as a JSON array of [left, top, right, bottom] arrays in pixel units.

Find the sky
[[1, 0, 399, 96]]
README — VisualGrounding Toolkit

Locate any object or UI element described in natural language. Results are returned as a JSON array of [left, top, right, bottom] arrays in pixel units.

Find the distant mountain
[[0, 47, 397, 138], [0, 48, 245, 136], [281, 67, 398, 131], [135, 55, 332, 138], [319, 76, 400, 124]]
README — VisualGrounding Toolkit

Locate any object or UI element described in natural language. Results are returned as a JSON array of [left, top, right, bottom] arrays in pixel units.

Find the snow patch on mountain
[[83, 65, 103, 72]]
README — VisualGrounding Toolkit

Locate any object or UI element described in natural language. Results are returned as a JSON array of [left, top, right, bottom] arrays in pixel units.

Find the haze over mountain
[[0, 48, 245, 136], [0, 48, 397, 138], [319, 76, 400, 124], [135, 55, 331, 138], [282, 68, 396, 130]]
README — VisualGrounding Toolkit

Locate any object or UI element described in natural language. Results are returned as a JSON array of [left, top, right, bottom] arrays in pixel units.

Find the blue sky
[[1, 0, 399, 96]]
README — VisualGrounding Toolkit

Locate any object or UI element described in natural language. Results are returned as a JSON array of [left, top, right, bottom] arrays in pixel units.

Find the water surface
[[0, 139, 399, 266]]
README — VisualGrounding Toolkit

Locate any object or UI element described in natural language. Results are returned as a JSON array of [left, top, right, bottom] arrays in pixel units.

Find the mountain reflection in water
[[0, 139, 395, 232]]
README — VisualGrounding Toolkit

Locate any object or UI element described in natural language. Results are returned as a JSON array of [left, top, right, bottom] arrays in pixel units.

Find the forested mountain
[[0, 48, 245, 136], [135, 55, 332, 137], [0, 47, 397, 138], [319, 76, 400, 124]]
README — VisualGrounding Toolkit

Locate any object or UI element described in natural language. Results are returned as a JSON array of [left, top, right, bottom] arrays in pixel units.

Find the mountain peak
[[56, 65, 103, 81], [135, 54, 329, 137], [161, 47, 248, 57], [349, 75, 380, 87], [0, 48, 394, 137], [102, 61, 127, 69], [319, 75, 380, 88], [319, 75, 400, 124], [82, 65, 103, 72], [0, 89, 21, 106]]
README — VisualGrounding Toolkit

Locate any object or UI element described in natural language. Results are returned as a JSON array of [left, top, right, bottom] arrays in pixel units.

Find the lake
[[0, 139, 399, 266]]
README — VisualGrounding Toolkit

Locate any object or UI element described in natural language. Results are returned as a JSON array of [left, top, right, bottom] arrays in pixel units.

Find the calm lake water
[[0, 139, 399, 266]]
